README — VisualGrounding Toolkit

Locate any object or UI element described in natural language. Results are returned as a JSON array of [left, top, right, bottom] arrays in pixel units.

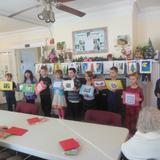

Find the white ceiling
[[0, 0, 160, 33]]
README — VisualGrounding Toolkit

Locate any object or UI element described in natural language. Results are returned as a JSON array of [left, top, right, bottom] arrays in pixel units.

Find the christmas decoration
[[57, 41, 66, 50], [49, 38, 55, 45], [48, 48, 58, 63], [83, 58, 93, 62], [142, 38, 156, 59], [134, 47, 144, 59], [73, 56, 107, 62], [107, 53, 113, 61]]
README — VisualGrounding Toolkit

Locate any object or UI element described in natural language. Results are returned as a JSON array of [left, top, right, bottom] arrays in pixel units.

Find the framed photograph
[[72, 27, 108, 54], [139, 60, 152, 74], [123, 91, 139, 106], [63, 80, 74, 91], [105, 80, 123, 91], [79, 85, 94, 97]]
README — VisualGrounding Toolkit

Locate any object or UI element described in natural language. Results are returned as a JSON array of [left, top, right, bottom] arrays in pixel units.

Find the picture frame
[[103, 61, 114, 74], [81, 62, 92, 74], [93, 79, 106, 90], [93, 62, 103, 74], [127, 60, 137, 74], [35, 63, 54, 75], [123, 91, 139, 106], [94, 80, 105, 87], [35, 81, 46, 95], [79, 85, 94, 97], [19, 84, 35, 93], [0, 81, 13, 91], [105, 80, 123, 91], [114, 61, 125, 74], [139, 60, 152, 74], [61, 63, 68, 75], [72, 27, 108, 54], [63, 80, 74, 91], [53, 81, 62, 88]]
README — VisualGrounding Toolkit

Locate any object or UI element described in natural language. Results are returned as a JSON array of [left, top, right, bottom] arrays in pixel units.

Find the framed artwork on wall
[[72, 27, 108, 54]]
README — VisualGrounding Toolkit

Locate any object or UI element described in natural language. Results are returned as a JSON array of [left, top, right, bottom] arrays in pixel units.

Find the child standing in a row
[[39, 66, 52, 117], [82, 71, 96, 114], [52, 70, 66, 119], [4, 73, 16, 111], [123, 73, 144, 134], [67, 68, 81, 121], [107, 67, 121, 113]]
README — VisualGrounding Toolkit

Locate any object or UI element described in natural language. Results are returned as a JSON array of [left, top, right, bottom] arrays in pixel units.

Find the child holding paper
[[67, 68, 81, 121], [39, 66, 52, 117], [81, 71, 96, 115], [93, 75, 107, 110], [52, 70, 66, 119], [122, 73, 144, 134], [107, 67, 123, 113], [24, 70, 37, 104], [4, 73, 16, 111]]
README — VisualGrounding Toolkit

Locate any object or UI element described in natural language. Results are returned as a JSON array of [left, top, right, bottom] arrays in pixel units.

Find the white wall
[[137, 9, 160, 49], [51, 13, 132, 58], [0, 1, 133, 58]]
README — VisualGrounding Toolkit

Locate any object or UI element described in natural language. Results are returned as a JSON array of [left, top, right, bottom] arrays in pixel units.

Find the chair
[[120, 153, 129, 160], [84, 110, 122, 127], [16, 102, 39, 115]]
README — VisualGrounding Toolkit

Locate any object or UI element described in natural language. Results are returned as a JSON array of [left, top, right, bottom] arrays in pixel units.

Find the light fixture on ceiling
[[37, 3, 55, 23], [8, 0, 86, 24]]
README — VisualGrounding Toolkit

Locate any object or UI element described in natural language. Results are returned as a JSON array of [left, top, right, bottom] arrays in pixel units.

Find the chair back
[[16, 102, 39, 115], [85, 110, 122, 127]]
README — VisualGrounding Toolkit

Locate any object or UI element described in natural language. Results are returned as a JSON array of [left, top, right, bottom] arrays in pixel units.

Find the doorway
[[16, 47, 41, 83]]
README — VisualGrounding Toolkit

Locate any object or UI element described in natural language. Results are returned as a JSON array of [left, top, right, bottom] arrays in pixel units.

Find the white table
[[0, 110, 128, 160]]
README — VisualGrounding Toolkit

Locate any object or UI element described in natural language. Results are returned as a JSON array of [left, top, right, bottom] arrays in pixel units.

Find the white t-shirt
[[121, 131, 160, 160]]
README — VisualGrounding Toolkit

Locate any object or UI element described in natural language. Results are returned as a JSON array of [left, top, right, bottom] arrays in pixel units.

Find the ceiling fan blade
[[57, 0, 75, 2], [56, 3, 86, 17], [8, 5, 41, 17]]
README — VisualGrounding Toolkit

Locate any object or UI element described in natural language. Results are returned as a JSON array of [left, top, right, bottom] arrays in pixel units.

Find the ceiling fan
[[8, 0, 86, 23]]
